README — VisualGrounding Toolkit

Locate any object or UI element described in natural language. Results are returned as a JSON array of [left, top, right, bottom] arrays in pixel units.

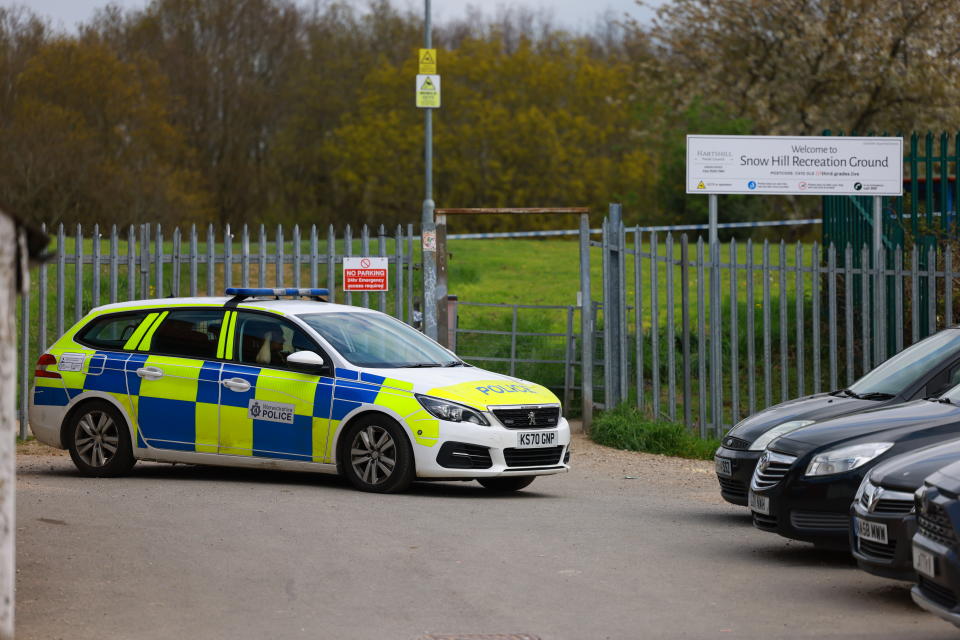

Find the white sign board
[[687, 135, 903, 196]]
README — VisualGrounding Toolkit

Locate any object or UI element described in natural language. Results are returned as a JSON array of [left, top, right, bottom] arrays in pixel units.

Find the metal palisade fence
[[598, 216, 959, 437], [16, 222, 419, 437]]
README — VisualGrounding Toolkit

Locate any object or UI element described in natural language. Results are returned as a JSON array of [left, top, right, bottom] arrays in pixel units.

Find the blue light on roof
[[225, 288, 329, 297]]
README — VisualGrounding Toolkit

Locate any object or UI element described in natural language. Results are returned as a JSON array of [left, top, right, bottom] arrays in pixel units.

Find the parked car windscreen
[[848, 329, 960, 397], [298, 312, 458, 368]]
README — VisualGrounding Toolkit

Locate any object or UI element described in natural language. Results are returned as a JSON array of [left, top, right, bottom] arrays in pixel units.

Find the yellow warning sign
[[419, 48, 437, 74], [416, 74, 441, 108], [697, 181, 706, 189]]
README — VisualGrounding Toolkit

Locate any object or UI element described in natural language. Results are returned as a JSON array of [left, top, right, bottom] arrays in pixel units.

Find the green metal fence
[[822, 131, 960, 348]]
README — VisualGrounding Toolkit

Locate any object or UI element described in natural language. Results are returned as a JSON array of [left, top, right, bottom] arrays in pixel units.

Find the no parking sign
[[343, 257, 388, 291]]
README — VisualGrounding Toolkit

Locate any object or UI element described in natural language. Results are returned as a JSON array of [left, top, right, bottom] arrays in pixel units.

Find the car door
[[128, 308, 226, 453], [218, 311, 334, 462]]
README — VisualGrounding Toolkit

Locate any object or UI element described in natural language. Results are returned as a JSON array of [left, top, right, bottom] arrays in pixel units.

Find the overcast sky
[[16, 0, 652, 32]]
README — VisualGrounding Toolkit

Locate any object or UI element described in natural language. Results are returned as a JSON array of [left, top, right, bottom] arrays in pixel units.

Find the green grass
[[588, 403, 721, 460]]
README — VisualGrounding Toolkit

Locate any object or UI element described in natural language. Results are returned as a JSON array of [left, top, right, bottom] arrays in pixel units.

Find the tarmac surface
[[15, 434, 956, 639]]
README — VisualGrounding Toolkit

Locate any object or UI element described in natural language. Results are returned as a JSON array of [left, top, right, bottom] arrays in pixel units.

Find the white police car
[[28, 288, 571, 493]]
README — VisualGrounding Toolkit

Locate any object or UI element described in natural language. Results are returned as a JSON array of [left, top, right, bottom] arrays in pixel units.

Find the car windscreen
[[849, 329, 960, 397], [297, 312, 458, 368]]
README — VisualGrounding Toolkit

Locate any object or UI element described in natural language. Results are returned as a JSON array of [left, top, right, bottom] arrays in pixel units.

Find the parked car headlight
[[416, 394, 489, 425], [805, 442, 894, 477], [749, 420, 815, 451]]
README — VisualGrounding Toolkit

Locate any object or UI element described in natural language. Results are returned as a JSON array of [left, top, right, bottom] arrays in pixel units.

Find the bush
[[589, 404, 720, 460]]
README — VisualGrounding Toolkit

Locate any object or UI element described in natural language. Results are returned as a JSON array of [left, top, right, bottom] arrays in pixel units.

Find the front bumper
[[412, 416, 572, 479], [912, 531, 960, 627], [750, 466, 863, 547], [714, 446, 760, 506], [910, 489, 960, 627], [850, 501, 917, 581]]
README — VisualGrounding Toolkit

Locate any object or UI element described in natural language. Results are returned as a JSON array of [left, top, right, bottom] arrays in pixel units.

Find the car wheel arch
[[60, 394, 135, 452], [332, 409, 415, 475]]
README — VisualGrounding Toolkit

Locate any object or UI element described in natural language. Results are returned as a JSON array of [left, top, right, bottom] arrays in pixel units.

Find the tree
[[639, 0, 960, 135], [0, 39, 205, 226]]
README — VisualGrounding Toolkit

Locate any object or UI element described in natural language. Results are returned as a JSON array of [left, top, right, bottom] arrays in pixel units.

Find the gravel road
[[14, 434, 954, 639]]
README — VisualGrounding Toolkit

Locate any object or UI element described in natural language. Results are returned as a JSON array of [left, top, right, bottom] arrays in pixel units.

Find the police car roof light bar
[[225, 288, 330, 306]]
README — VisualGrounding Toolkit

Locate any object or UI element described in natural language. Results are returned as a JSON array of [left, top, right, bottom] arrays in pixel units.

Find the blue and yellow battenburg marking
[[33, 310, 442, 461]]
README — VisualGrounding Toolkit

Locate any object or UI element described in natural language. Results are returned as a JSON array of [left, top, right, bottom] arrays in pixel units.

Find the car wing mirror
[[287, 350, 326, 372]]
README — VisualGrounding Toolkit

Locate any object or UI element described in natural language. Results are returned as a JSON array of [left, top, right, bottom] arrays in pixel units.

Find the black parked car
[[850, 439, 960, 580], [715, 328, 960, 505], [748, 391, 960, 548], [911, 459, 960, 627]]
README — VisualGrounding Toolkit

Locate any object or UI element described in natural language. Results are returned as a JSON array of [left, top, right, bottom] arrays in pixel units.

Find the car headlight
[[416, 394, 489, 425], [748, 420, 815, 451], [805, 442, 894, 477]]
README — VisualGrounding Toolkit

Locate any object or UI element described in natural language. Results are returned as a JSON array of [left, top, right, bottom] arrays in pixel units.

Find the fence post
[[75, 224, 84, 322], [327, 225, 336, 304], [447, 295, 458, 351], [224, 224, 233, 291], [602, 216, 613, 409], [650, 230, 660, 420], [564, 306, 574, 416], [91, 224, 100, 309], [680, 234, 691, 430], [579, 213, 593, 431], [635, 228, 644, 412]]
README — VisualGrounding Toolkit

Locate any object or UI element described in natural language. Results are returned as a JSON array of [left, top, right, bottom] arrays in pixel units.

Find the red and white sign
[[343, 257, 388, 291]]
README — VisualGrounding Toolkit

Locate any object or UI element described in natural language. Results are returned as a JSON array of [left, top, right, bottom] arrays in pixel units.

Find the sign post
[[419, 0, 438, 340], [686, 135, 903, 429]]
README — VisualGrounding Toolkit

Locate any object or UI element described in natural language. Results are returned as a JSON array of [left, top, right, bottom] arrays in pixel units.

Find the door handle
[[136, 366, 164, 380], [223, 377, 251, 393]]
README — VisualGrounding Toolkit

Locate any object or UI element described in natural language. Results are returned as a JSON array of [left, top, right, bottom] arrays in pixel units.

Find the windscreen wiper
[[404, 363, 443, 368], [832, 388, 860, 399], [856, 392, 895, 401], [443, 361, 465, 367]]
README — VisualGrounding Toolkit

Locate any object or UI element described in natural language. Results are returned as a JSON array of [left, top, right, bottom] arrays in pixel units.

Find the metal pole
[[873, 195, 883, 364], [579, 213, 593, 431], [709, 194, 722, 434], [421, 0, 438, 340]]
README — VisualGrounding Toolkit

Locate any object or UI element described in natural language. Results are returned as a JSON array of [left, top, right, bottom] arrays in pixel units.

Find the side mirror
[[287, 350, 326, 372]]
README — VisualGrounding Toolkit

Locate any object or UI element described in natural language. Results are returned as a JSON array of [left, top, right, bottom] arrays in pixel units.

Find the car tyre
[[340, 414, 415, 493], [66, 400, 135, 477], [477, 476, 535, 492]]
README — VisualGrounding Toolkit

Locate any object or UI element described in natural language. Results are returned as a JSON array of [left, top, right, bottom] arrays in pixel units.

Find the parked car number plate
[[855, 517, 888, 545], [516, 431, 557, 449], [714, 456, 732, 477], [913, 546, 937, 577], [749, 491, 770, 515]]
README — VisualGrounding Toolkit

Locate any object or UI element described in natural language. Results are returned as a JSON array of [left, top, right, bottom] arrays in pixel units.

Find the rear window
[[76, 312, 151, 350]]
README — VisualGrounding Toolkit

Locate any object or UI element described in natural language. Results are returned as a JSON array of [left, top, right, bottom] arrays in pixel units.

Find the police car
[[28, 288, 571, 493]]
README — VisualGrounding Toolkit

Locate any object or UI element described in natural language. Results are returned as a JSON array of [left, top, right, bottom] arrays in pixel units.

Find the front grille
[[436, 442, 493, 469], [492, 406, 560, 429], [751, 452, 796, 490], [722, 436, 751, 451], [858, 538, 897, 560], [503, 446, 564, 467], [753, 512, 778, 530], [718, 476, 748, 500], [919, 576, 958, 610], [790, 510, 849, 532], [918, 502, 958, 547], [874, 498, 914, 514]]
